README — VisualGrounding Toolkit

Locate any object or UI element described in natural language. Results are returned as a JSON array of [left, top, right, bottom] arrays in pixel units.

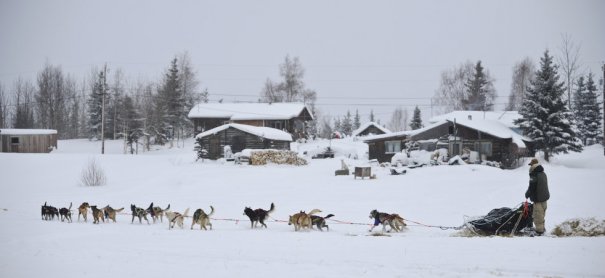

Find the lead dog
[[288, 209, 321, 231], [41, 202, 59, 221], [59, 202, 73, 223], [243, 203, 275, 229], [191, 206, 215, 230], [165, 208, 190, 229], [78, 202, 90, 222], [147, 202, 170, 223], [369, 209, 406, 233], [130, 204, 150, 224], [102, 205, 124, 223]]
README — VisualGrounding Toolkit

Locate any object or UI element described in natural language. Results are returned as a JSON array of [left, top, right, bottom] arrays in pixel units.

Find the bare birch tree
[[12, 78, 36, 128], [432, 61, 475, 114], [0, 83, 7, 128], [507, 58, 535, 111], [557, 33, 582, 110]]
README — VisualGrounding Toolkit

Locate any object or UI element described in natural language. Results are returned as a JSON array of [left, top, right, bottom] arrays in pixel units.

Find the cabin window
[[475, 142, 493, 157], [271, 121, 283, 130], [11, 137, 19, 144], [385, 141, 401, 153]]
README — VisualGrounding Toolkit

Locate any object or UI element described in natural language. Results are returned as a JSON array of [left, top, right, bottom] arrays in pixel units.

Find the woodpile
[[249, 150, 308, 166]]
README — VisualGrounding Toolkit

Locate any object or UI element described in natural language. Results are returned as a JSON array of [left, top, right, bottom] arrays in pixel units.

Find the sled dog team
[[41, 201, 407, 232]]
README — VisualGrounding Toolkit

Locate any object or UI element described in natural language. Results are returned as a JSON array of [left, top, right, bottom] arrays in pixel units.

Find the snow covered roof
[[363, 120, 450, 142], [352, 122, 391, 137], [429, 111, 521, 128], [195, 123, 293, 142], [0, 129, 57, 135], [188, 102, 312, 120], [363, 119, 530, 148], [448, 119, 530, 148]]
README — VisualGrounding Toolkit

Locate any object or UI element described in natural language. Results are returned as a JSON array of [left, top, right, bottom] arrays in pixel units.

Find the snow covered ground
[[1, 138, 604, 277]]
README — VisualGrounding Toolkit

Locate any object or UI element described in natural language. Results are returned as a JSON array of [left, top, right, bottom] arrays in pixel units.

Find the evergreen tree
[[341, 110, 353, 136], [369, 109, 375, 122], [410, 106, 423, 130], [353, 109, 361, 130], [87, 70, 108, 139], [120, 95, 143, 154], [154, 57, 184, 145], [463, 61, 494, 111], [514, 50, 582, 161], [573, 73, 603, 145]]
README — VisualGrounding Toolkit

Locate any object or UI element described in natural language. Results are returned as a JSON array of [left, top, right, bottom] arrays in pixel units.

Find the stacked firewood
[[250, 150, 308, 166]]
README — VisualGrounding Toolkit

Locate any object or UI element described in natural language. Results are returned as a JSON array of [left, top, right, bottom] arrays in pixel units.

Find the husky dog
[[41, 202, 47, 220], [78, 202, 90, 222], [311, 213, 335, 231], [59, 202, 73, 223], [130, 204, 150, 224], [191, 206, 215, 230], [288, 209, 322, 231], [243, 203, 275, 229], [165, 208, 190, 229], [41, 202, 51, 220], [102, 205, 124, 223], [147, 202, 170, 223], [369, 209, 406, 233], [41, 202, 59, 221], [90, 206, 105, 224]]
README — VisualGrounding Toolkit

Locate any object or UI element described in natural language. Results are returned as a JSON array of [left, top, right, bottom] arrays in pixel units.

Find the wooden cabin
[[195, 123, 292, 160], [188, 102, 313, 140], [364, 119, 532, 168], [0, 129, 58, 153]]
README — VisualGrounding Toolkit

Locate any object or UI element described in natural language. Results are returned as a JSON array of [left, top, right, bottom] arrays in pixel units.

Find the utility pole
[[101, 64, 107, 155]]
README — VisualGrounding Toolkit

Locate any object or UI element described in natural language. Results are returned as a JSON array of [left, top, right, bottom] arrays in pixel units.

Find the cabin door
[[209, 137, 220, 159]]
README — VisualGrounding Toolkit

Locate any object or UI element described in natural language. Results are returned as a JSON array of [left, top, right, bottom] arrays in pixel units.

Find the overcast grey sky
[[1, 0, 603, 123]]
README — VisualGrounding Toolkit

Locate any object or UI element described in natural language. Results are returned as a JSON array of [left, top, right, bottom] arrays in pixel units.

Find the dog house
[[0, 129, 58, 153]]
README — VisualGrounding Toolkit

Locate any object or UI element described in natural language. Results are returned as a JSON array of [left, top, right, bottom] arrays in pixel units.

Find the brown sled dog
[[147, 202, 170, 223], [243, 203, 275, 229], [288, 209, 322, 231], [90, 205, 105, 224], [191, 206, 215, 230], [102, 205, 124, 223], [78, 202, 90, 222]]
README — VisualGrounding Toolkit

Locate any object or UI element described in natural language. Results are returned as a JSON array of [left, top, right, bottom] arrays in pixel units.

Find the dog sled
[[465, 202, 534, 236]]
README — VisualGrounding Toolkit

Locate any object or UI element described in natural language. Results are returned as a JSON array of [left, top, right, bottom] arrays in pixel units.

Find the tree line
[[0, 52, 207, 153]]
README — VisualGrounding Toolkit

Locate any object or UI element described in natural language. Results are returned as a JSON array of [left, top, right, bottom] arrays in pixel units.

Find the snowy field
[[1, 138, 604, 277]]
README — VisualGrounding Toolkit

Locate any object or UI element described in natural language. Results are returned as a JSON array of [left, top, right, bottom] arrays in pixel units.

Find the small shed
[[363, 131, 412, 163], [195, 123, 292, 160], [0, 129, 58, 153]]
